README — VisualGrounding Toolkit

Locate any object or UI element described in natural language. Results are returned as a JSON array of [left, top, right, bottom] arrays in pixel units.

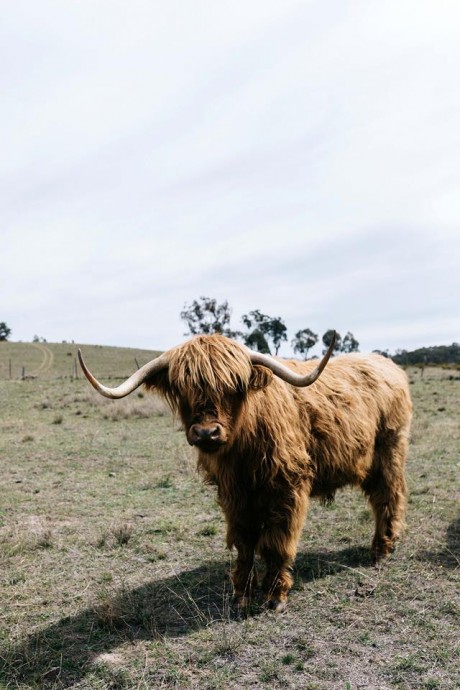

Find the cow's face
[[144, 335, 273, 454], [180, 393, 242, 453], [177, 370, 270, 454]]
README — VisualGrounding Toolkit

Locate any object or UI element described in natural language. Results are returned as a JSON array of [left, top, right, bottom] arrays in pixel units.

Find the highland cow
[[78, 333, 412, 611]]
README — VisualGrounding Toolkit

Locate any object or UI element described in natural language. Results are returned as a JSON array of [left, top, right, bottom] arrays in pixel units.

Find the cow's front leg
[[258, 491, 309, 612], [226, 521, 259, 609], [258, 532, 295, 612]]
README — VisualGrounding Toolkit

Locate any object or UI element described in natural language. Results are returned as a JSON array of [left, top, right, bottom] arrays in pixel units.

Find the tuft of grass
[[92, 589, 128, 630], [156, 475, 174, 489], [101, 396, 168, 421], [35, 399, 51, 410], [36, 529, 53, 549], [95, 533, 108, 549], [281, 653, 295, 665], [424, 680, 441, 689], [111, 522, 134, 546], [259, 658, 280, 683]]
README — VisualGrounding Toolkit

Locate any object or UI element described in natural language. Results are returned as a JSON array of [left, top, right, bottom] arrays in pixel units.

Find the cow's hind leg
[[363, 427, 409, 563]]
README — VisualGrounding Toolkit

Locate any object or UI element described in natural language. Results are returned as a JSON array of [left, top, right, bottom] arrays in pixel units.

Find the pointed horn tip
[[77, 348, 87, 371], [324, 330, 337, 360], [77, 348, 105, 393]]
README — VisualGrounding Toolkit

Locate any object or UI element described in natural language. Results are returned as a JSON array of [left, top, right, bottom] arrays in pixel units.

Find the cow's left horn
[[248, 331, 336, 387], [78, 349, 170, 399]]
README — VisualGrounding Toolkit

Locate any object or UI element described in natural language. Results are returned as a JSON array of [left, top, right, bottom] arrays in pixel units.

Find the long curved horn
[[247, 331, 336, 387], [78, 349, 170, 399]]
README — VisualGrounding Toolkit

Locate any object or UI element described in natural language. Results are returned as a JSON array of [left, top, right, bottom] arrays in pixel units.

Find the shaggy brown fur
[[145, 334, 412, 611]]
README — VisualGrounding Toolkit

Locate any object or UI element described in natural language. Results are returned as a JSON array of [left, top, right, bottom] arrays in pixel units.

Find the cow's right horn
[[78, 349, 170, 399]]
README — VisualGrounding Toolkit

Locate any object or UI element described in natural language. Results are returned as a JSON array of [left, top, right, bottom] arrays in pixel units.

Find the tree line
[[3, 309, 457, 365], [392, 343, 460, 366], [180, 296, 359, 357]]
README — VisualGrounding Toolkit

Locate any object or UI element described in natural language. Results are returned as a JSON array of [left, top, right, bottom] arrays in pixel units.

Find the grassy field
[[0, 342, 458, 689]]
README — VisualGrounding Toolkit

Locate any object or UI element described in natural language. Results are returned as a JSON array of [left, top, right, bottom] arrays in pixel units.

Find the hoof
[[263, 597, 288, 613], [371, 537, 397, 564], [371, 546, 394, 565], [233, 594, 250, 610]]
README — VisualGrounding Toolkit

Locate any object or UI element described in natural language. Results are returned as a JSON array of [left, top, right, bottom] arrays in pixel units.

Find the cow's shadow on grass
[[417, 517, 460, 568], [295, 544, 372, 581], [1, 546, 372, 688]]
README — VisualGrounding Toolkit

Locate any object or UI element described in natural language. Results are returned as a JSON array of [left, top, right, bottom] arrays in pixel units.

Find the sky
[[1, 0, 459, 357]]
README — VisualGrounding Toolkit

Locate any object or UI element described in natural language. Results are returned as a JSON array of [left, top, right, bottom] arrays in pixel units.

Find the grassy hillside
[[0, 349, 459, 689], [0, 341, 162, 381]]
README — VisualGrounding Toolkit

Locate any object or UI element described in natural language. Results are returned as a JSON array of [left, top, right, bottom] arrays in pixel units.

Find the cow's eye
[[197, 404, 218, 418], [179, 401, 192, 418]]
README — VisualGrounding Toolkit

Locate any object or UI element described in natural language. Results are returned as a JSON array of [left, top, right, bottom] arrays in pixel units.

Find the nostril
[[191, 425, 221, 441], [199, 426, 219, 439]]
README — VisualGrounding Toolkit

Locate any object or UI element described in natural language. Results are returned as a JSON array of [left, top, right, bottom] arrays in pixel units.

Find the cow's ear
[[143, 367, 180, 413], [249, 365, 273, 391], [143, 368, 170, 396]]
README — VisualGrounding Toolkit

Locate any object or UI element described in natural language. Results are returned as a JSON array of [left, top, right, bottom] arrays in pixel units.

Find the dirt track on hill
[[30, 343, 54, 375]]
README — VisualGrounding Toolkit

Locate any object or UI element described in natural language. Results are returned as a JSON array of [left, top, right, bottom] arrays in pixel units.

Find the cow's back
[[288, 354, 412, 495]]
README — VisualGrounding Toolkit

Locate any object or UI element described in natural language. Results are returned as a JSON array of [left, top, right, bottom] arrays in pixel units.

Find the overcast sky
[[1, 0, 459, 356]]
